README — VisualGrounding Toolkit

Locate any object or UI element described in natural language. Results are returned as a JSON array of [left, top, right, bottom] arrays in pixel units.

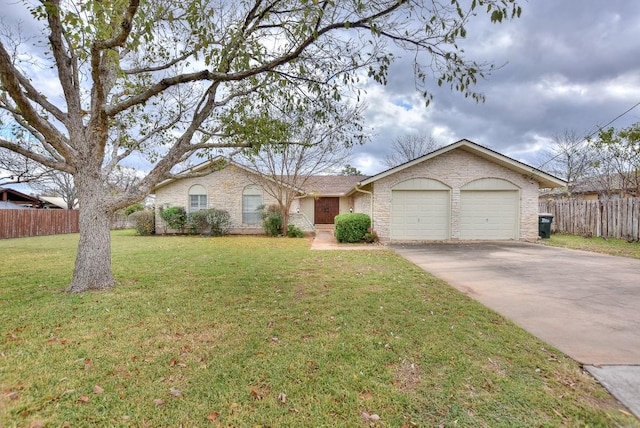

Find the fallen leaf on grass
[[77, 395, 90, 404], [84, 358, 92, 371], [361, 411, 380, 422], [207, 411, 220, 421], [277, 392, 286, 404], [170, 388, 183, 397], [93, 385, 104, 394], [250, 389, 263, 400], [153, 398, 164, 406], [360, 391, 373, 400]]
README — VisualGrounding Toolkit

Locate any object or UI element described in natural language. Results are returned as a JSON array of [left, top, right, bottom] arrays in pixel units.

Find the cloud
[[351, 0, 640, 175]]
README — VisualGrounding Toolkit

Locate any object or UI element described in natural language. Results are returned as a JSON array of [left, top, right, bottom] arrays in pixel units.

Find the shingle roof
[[296, 175, 369, 196]]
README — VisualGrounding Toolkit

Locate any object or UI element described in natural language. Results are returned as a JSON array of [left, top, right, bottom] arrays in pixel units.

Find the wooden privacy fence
[[0, 209, 79, 239], [539, 198, 640, 241]]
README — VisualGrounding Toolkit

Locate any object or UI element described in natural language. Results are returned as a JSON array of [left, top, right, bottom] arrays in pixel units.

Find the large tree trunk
[[66, 176, 115, 292]]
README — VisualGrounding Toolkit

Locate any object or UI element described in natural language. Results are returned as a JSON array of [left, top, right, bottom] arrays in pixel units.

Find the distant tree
[[0, 144, 50, 186], [589, 122, 640, 197], [31, 171, 77, 209], [383, 133, 441, 168], [537, 130, 595, 194], [340, 164, 363, 176]]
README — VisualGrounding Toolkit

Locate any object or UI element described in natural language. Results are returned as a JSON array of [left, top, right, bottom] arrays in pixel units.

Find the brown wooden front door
[[314, 197, 340, 224]]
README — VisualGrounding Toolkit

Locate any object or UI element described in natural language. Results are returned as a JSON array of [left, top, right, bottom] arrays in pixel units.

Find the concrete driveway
[[390, 241, 640, 417]]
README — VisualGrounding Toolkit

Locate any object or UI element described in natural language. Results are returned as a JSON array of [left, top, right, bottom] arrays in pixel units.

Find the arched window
[[243, 185, 262, 224], [188, 184, 207, 212]]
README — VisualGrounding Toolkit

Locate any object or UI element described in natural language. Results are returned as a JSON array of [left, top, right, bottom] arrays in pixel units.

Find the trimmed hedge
[[334, 213, 371, 243]]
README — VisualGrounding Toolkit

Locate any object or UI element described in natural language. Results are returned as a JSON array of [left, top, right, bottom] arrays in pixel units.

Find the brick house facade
[[153, 140, 565, 240]]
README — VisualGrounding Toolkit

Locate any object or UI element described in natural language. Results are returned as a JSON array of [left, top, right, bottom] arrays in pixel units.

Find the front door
[[314, 197, 340, 224]]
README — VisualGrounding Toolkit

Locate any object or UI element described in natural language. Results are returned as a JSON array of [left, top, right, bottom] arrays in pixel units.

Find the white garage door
[[460, 190, 518, 240], [391, 190, 450, 240]]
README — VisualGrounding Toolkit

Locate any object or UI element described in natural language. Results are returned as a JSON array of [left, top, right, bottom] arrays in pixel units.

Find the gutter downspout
[[354, 183, 373, 230]]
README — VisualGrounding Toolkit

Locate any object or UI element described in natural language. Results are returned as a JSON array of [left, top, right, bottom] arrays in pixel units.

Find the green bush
[[129, 210, 155, 235], [204, 208, 232, 236], [334, 213, 371, 243], [188, 208, 232, 236], [363, 229, 379, 244], [259, 204, 282, 236], [287, 224, 304, 238], [187, 210, 209, 235], [159, 206, 187, 233], [123, 203, 145, 216]]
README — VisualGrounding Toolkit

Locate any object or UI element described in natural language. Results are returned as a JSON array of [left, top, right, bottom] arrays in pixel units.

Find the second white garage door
[[391, 189, 450, 240], [460, 190, 519, 240]]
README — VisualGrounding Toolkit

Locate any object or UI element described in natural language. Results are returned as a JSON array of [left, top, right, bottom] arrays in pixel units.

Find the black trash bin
[[538, 213, 554, 239]]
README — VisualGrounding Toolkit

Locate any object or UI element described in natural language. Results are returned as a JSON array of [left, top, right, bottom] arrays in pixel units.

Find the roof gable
[[360, 139, 566, 189]]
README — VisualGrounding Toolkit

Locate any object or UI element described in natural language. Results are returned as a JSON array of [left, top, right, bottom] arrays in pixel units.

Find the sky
[[2, 0, 640, 186], [351, 0, 640, 175]]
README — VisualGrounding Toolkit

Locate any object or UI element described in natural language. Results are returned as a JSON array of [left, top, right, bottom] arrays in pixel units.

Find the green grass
[[1, 231, 637, 427], [545, 234, 640, 259]]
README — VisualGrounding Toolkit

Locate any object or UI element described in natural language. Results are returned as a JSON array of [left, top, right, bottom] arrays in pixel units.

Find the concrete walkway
[[390, 241, 640, 419]]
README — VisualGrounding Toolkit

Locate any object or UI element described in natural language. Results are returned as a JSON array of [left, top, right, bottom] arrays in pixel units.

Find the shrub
[[129, 210, 155, 235], [287, 224, 304, 238], [259, 204, 282, 237], [187, 210, 210, 234], [123, 203, 145, 216], [334, 213, 371, 243], [363, 229, 379, 244], [159, 206, 187, 233], [188, 208, 232, 236], [204, 208, 232, 236]]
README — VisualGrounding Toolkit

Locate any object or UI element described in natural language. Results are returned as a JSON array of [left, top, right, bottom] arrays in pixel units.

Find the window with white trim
[[188, 185, 208, 212], [242, 185, 262, 224]]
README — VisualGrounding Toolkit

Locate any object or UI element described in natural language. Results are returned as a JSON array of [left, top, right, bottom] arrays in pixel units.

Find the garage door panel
[[460, 190, 518, 240], [391, 190, 449, 240]]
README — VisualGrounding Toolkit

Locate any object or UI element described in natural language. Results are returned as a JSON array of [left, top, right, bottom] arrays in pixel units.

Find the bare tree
[[537, 130, 595, 194], [30, 170, 77, 209], [0, 148, 50, 186], [238, 101, 361, 233], [0, 0, 522, 292], [383, 133, 441, 168]]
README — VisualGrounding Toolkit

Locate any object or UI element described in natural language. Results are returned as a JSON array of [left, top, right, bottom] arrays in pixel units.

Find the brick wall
[[154, 164, 279, 234], [371, 149, 540, 241]]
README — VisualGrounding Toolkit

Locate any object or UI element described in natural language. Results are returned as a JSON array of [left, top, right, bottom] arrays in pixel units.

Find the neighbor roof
[[0, 187, 41, 207], [358, 139, 566, 189], [0, 200, 30, 209]]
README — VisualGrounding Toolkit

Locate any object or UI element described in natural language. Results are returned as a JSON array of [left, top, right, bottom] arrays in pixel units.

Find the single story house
[[153, 139, 565, 241], [0, 187, 42, 209]]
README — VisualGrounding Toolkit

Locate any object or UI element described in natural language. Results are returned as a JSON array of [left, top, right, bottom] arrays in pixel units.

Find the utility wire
[[536, 100, 640, 171]]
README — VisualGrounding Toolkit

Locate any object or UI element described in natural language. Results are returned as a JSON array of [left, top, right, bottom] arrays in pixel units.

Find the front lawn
[[1, 231, 636, 427], [545, 233, 640, 259]]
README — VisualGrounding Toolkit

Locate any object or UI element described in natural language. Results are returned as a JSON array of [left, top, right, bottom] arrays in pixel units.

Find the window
[[188, 185, 207, 212], [243, 185, 262, 224]]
